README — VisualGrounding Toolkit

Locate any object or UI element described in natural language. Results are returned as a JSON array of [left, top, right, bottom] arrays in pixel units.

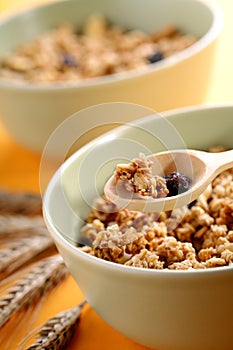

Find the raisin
[[188, 200, 197, 209], [148, 51, 164, 64], [62, 53, 77, 67], [164, 172, 191, 197]]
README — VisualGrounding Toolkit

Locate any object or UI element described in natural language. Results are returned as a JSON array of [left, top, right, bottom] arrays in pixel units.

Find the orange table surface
[[0, 0, 233, 349]]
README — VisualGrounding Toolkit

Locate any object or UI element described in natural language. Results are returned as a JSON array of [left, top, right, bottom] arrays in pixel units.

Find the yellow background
[[0, 0, 232, 349]]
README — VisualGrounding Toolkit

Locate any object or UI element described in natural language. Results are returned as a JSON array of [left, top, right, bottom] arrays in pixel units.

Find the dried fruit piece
[[62, 53, 76, 66], [148, 51, 164, 63], [165, 171, 191, 197]]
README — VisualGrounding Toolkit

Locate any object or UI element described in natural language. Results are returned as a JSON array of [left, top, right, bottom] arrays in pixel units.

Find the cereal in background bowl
[[0, 0, 223, 154], [0, 14, 197, 84]]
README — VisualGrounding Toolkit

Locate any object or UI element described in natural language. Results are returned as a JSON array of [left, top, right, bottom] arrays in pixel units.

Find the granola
[[79, 148, 233, 270], [113, 153, 191, 198], [0, 14, 197, 84], [114, 153, 169, 198]]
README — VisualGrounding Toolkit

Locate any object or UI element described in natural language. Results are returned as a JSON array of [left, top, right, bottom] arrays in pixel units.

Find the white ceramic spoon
[[104, 149, 233, 212]]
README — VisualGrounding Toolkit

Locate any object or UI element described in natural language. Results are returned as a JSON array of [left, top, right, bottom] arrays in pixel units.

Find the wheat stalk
[[0, 234, 55, 279], [19, 301, 87, 350], [0, 215, 48, 242], [0, 215, 44, 233], [0, 191, 42, 216], [0, 190, 82, 349], [0, 227, 49, 242], [0, 255, 69, 328]]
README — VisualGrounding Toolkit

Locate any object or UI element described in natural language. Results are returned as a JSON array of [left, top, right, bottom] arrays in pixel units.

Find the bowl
[[0, 0, 223, 153], [43, 104, 233, 350]]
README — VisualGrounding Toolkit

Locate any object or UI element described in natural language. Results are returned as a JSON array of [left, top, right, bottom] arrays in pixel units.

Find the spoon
[[104, 149, 233, 212]]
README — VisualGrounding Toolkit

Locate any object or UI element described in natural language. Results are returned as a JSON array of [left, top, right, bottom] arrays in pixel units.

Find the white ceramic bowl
[[43, 104, 233, 350], [0, 0, 223, 153]]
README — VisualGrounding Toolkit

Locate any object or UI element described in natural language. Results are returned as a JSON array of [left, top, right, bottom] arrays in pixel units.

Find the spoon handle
[[204, 149, 233, 174]]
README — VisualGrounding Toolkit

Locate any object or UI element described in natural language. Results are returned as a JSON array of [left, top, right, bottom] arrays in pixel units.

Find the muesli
[[0, 14, 197, 83], [79, 148, 233, 270], [113, 152, 190, 198]]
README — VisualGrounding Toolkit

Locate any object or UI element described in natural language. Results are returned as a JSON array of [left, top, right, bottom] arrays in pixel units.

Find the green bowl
[[0, 0, 223, 153], [44, 103, 233, 350]]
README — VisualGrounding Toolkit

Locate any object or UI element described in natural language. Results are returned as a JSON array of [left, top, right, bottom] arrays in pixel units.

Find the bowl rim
[[43, 102, 233, 277], [0, 0, 223, 91]]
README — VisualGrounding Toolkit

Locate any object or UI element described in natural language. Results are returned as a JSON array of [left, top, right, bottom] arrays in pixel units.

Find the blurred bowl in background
[[0, 0, 223, 153]]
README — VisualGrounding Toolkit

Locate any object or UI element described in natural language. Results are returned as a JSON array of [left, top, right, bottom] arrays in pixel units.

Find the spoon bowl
[[104, 149, 233, 212]]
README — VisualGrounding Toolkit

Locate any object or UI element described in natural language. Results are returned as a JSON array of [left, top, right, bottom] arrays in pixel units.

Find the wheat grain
[[0, 191, 42, 216], [0, 190, 80, 348], [0, 255, 69, 328], [19, 301, 87, 350], [0, 215, 48, 242], [0, 227, 49, 242], [0, 234, 55, 279], [0, 215, 44, 233]]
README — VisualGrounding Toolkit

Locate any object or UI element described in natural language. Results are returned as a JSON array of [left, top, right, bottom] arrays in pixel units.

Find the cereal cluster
[[80, 155, 233, 270], [114, 153, 169, 198], [0, 14, 197, 84]]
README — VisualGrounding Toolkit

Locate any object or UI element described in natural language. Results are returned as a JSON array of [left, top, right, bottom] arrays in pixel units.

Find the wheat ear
[[0, 191, 42, 216], [0, 234, 55, 279], [0, 227, 49, 242], [0, 255, 69, 328], [0, 215, 45, 238], [19, 301, 87, 350]]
